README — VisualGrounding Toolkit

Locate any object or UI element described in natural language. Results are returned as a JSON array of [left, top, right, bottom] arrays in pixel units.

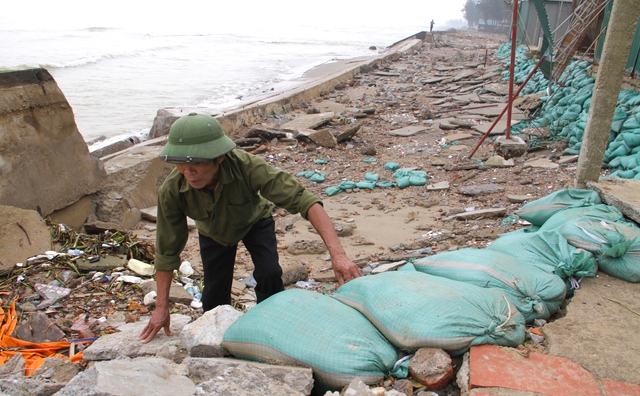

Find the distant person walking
[[430, 20, 435, 32]]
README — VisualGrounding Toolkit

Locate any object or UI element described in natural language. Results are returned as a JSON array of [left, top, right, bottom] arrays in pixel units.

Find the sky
[[1, 0, 467, 32]]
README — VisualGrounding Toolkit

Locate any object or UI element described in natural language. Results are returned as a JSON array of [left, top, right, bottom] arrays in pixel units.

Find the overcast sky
[[1, 0, 466, 31]]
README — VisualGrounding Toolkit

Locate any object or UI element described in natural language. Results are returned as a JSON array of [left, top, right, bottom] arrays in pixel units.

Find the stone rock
[[86, 144, 175, 232], [0, 205, 51, 270], [494, 135, 527, 159], [484, 155, 515, 167], [387, 126, 427, 136], [35, 284, 72, 310], [184, 357, 313, 395], [181, 305, 243, 357], [141, 206, 197, 230], [426, 181, 450, 191], [524, 158, 560, 169], [455, 352, 470, 395], [457, 184, 504, 196], [34, 357, 80, 383], [308, 129, 338, 148], [343, 376, 376, 395], [507, 194, 532, 203], [195, 363, 304, 396], [394, 379, 414, 395], [335, 124, 361, 143], [76, 254, 126, 272], [408, 348, 454, 390], [275, 213, 301, 234], [141, 280, 195, 305], [0, 354, 25, 377], [281, 112, 334, 131], [445, 208, 507, 221], [282, 263, 309, 286], [149, 107, 218, 139], [0, 69, 106, 217], [82, 314, 191, 363], [14, 311, 65, 343], [48, 195, 93, 232], [444, 132, 474, 143], [55, 357, 196, 396], [286, 240, 327, 255]]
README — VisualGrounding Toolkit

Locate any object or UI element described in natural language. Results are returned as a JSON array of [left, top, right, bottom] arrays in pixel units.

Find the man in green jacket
[[139, 113, 362, 343]]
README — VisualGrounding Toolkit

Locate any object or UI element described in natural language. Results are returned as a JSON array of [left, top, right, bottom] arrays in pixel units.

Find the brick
[[469, 345, 600, 396]]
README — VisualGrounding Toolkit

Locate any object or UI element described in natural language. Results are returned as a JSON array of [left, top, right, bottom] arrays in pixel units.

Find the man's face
[[176, 157, 223, 190]]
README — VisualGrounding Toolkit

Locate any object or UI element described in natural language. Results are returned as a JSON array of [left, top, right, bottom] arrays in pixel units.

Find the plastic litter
[[143, 291, 157, 306], [179, 261, 195, 275], [295, 279, 320, 289]]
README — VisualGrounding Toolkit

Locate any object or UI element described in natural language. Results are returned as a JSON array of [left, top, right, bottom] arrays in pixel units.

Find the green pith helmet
[[160, 113, 236, 163]]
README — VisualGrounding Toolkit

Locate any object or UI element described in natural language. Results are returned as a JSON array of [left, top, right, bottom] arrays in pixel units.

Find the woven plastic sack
[[554, 219, 640, 282], [222, 289, 403, 392], [486, 230, 597, 279], [515, 189, 601, 226], [331, 270, 525, 355], [538, 204, 632, 231], [412, 248, 567, 322]]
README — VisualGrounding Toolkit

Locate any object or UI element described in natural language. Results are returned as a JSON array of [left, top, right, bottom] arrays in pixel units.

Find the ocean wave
[[38, 44, 184, 69]]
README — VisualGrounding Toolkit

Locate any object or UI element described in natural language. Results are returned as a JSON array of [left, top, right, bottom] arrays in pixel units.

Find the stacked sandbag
[[222, 289, 405, 393], [331, 270, 525, 355], [515, 189, 602, 227], [553, 219, 640, 282], [486, 230, 597, 279], [537, 204, 633, 231], [411, 249, 567, 323], [496, 42, 640, 179]]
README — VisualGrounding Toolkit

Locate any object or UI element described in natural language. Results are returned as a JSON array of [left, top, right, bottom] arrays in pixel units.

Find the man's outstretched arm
[[306, 203, 362, 285]]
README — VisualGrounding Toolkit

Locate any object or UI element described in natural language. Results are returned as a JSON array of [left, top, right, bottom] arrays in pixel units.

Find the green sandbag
[[222, 289, 404, 392], [538, 204, 632, 231], [486, 230, 597, 279], [332, 270, 525, 355], [412, 248, 567, 323], [515, 189, 602, 226], [554, 219, 640, 282]]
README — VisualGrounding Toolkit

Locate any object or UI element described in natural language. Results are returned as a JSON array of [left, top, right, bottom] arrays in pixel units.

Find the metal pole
[[506, 0, 520, 140]]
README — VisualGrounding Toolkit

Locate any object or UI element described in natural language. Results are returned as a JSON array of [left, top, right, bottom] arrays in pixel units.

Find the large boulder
[[0, 69, 106, 217], [85, 142, 174, 232], [0, 205, 51, 269]]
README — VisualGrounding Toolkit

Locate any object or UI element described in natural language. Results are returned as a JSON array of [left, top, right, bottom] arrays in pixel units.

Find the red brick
[[469, 345, 600, 396], [601, 378, 640, 396]]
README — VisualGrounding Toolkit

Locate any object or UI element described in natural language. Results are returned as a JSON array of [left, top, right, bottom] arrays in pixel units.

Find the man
[[139, 112, 362, 343], [430, 20, 435, 33]]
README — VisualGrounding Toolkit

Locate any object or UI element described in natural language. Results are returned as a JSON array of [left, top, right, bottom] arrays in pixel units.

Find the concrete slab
[[587, 178, 640, 224], [444, 133, 474, 142], [543, 272, 640, 385], [472, 119, 522, 135], [465, 103, 525, 119], [280, 112, 335, 131], [387, 126, 427, 136]]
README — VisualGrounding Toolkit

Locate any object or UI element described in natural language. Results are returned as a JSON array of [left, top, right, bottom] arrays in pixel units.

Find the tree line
[[463, 0, 512, 29]]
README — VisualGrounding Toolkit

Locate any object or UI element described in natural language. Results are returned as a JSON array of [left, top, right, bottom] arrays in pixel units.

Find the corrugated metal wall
[[595, 0, 640, 76], [519, 0, 573, 48]]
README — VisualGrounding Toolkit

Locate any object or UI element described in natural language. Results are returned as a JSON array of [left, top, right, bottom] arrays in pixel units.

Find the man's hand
[[138, 269, 174, 343], [306, 203, 362, 286], [331, 254, 362, 286], [138, 306, 173, 343]]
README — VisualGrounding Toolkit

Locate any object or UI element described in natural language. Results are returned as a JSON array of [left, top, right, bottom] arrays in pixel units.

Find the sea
[[1, 23, 442, 148]]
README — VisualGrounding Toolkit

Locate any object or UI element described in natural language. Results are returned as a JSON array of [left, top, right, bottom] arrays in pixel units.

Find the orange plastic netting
[[0, 298, 84, 375]]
